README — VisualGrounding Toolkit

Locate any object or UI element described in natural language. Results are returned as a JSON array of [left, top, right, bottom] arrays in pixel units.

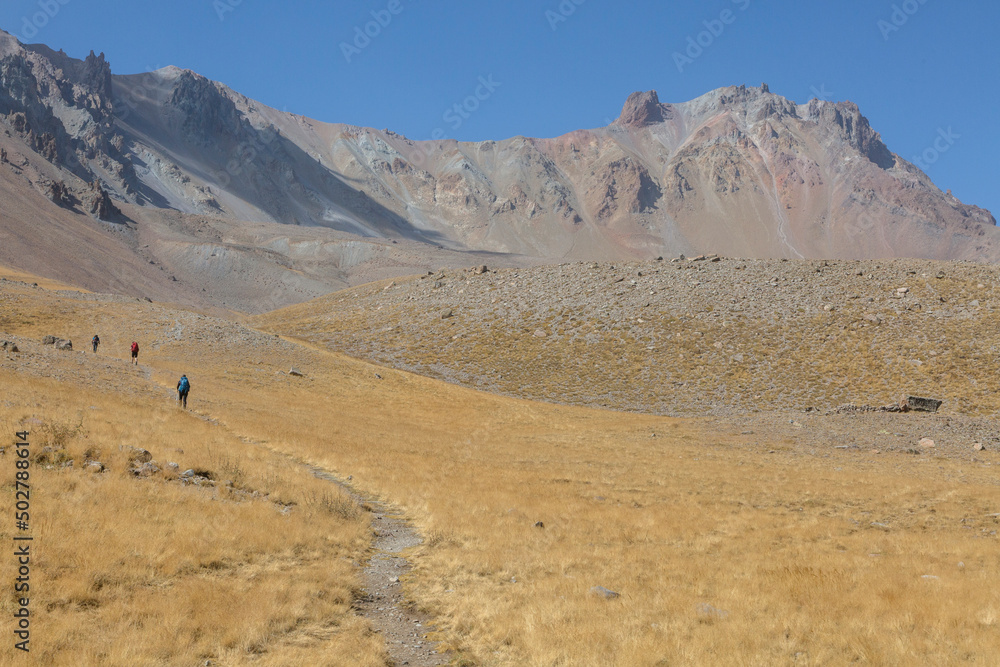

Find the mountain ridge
[[0, 28, 997, 312]]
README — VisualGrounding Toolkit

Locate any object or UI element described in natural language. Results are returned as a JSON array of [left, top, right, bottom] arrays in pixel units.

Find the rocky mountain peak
[[617, 90, 671, 128], [804, 99, 896, 169], [168, 70, 245, 146]]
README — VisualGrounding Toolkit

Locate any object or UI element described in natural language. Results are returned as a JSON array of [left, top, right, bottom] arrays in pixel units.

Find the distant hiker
[[177, 375, 190, 408], [130, 341, 139, 365], [92, 335, 100, 353]]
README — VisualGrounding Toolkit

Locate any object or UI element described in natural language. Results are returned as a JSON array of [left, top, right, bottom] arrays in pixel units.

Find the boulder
[[123, 446, 152, 464], [904, 396, 943, 413], [55, 339, 72, 351]]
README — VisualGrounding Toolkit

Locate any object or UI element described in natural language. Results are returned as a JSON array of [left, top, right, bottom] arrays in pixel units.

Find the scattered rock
[[534, 521, 544, 528], [864, 313, 883, 325], [590, 586, 620, 599], [167, 462, 180, 471], [181, 469, 195, 478], [1, 340, 18, 353], [132, 461, 161, 477], [440, 309, 453, 319], [41, 335, 73, 350], [973, 442, 986, 452], [533, 329, 546, 338], [288, 367, 304, 377], [918, 438, 935, 449], [85, 461, 104, 473]]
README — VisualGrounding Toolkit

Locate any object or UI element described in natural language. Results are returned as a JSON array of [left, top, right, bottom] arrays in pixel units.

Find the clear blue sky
[[1, 0, 997, 217]]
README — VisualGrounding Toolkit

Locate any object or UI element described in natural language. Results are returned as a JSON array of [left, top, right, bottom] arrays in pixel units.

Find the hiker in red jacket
[[130, 341, 139, 365]]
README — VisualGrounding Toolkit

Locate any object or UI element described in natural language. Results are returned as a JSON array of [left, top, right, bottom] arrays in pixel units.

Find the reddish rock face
[[617, 90, 671, 128]]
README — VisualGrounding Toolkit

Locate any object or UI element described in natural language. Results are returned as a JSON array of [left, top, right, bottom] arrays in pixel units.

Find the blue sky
[[1, 0, 997, 217]]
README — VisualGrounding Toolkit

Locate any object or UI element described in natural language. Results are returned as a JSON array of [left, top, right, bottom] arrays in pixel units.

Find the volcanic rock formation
[[0, 28, 997, 312]]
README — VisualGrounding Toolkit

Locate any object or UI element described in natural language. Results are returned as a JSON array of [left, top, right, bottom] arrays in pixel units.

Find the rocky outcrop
[[587, 157, 662, 220], [616, 90, 671, 128], [87, 181, 121, 221], [47, 180, 72, 207], [804, 99, 896, 169], [168, 70, 246, 147]]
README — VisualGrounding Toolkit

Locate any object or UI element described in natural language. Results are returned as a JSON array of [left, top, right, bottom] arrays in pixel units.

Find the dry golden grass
[[217, 378, 1000, 665], [0, 280, 387, 665], [4, 269, 1000, 664]]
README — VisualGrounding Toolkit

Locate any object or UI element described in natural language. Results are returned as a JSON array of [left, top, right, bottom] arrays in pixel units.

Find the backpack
[[179, 377, 190, 392], [131, 342, 138, 353]]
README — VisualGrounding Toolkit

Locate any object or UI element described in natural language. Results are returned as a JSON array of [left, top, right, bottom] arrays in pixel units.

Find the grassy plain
[[2, 267, 1000, 665]]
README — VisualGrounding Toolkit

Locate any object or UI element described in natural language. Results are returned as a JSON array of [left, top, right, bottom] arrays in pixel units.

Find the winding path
[[307, 465, 453, 666]]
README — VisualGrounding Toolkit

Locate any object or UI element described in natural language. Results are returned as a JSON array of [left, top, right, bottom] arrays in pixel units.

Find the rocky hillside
[[256, 257, 1000, 420], [1, 29, 998, 312]]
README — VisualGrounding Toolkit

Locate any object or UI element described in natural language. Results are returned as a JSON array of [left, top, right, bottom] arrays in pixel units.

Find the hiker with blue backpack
[[177, 374, 191, 408]]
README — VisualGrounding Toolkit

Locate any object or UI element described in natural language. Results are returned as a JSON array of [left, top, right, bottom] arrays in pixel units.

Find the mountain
[[0, 29, 996, 311]]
